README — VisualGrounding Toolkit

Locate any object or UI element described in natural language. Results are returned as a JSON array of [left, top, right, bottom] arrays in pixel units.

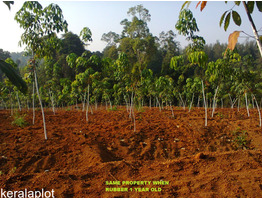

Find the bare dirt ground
[[0, 106, 262, 197]]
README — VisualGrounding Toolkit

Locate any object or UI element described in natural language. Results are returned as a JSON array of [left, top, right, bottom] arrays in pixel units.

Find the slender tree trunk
[[49, 89, 55, 115], [170, 102, 174, 117], [16, 91, 21, 111], [245, 92, 250, 117], [201, 80, 207, 126], [179, 93, 185, 110], [251, 96, 255, 109], [197, 96, 200, 108], [124, 96, 129, 112], [86, 84, 90, 122], [156, 97, 161, 112], [82, 91, 86, 111], [129, 94, 132, 119], [131, 91, 136, 132], [229, 94, 233, 108], [206, 93, 208, 109], [252, 94, 261, 127], [243, 1, 262, 57], [32, 81, 35, 125], [211, 86, 219, 117], [108, 96, 112, 110], [189, 93, 194, 112], [95, 98, 98, 111], [34, 69, 47, 140]]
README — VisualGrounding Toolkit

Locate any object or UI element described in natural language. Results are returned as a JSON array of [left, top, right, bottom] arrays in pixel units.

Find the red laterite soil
[[0, 106, 262, 197]]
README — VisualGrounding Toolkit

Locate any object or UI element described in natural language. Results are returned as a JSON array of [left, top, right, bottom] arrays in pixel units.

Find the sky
[[0, 1, 262, 53]]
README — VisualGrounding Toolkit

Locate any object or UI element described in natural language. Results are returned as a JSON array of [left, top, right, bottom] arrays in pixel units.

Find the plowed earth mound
[[0, 107, 262, 197]]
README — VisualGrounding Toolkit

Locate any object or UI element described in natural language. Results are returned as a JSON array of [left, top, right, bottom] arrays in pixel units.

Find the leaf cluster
[[14, 1, 68, 57], [220, 1, 262, 31]]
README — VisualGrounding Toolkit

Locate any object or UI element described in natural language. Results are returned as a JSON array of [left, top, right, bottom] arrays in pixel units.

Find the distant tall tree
[[158, 30, 180, 74], [60, 32, 85, 56], [101, 31, 120, 47], [120, 4, 151, 39]]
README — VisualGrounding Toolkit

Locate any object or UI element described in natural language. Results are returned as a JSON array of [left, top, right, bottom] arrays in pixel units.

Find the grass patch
[[109, 105, 118, 111], [232, 128, 250, 150], [135, 104, 145, 112], [12, 112, 28, 127], [216, 112, 224, 119]]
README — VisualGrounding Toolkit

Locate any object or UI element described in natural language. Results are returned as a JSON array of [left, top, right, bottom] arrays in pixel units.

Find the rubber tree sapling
[[155, 76, 174, 116], [185, 77, 202, 112], [114, 52, 132, 109], [188, 51, 208, 126], [15, 1, 68, 140], [205, 56, 234, 116], [170, 55, 187, 108], [176, 8, 208, 125], [71, 67, 95, 121], [142, 69, 154, 109]]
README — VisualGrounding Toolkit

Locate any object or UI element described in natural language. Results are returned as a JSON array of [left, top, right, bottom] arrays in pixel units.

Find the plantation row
[[1, 2, 262, 139]]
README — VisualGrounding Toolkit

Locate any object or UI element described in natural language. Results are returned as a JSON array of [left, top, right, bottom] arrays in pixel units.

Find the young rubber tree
[[175, 8, 209, 125], [74, 68, 95, 121], [205, 53, 235, 116], [185, 77, 202, 112], [15, 1, 68, 140], [188, 51, 209, 125], [155, 76, 174, 113]]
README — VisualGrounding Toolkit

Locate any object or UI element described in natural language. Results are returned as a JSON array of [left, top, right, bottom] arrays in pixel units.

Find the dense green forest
[[1, 3, 262, 113]]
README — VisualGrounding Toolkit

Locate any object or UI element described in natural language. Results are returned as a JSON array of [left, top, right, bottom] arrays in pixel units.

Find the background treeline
[[0, 4, 261, 112]]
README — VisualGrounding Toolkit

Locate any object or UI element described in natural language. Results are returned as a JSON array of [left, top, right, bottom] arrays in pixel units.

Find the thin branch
[[241, 31, 256, 39]]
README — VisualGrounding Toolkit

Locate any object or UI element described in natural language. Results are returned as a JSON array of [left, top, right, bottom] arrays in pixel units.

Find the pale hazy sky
[[0, 1, 261, 53]]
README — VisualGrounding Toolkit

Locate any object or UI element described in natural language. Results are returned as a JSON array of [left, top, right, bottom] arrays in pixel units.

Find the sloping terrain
[[0, 107, 262, 197]]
